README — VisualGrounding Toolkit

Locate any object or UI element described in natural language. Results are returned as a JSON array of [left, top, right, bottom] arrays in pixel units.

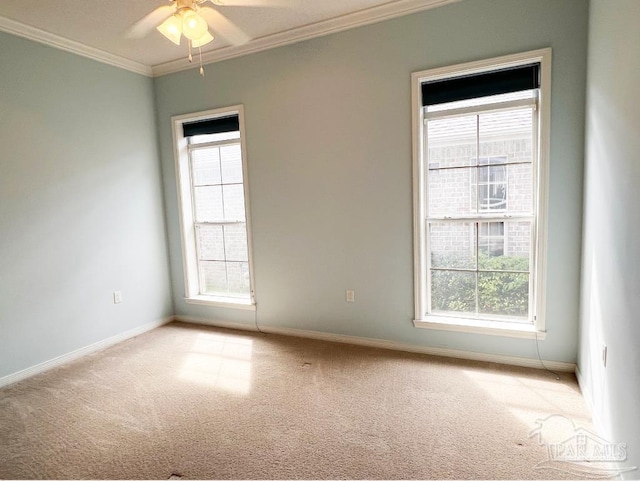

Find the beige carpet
[[0, 321, 594, 479]]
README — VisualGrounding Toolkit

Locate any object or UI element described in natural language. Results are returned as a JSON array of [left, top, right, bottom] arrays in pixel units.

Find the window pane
[[198, 260, 250, 298], [478, 221, 505, 258], [478, 221, 531, 271], [191, 148, 221, 186], [477, 161, 508, 211], [428, 167, 477, 216], [427, 115, 477, 169], [430, 270, 476, 314], [199, 261, 227, 295], [505, 220, 531, 267], [478, 107, 533, 165], [223, 184, 246, 221], [430, 222, 476, 269], [227, 262, 251, 298], [196, 224, 225, 261], [224, 224, 248, 262], [220, 144, 243, 184], [194, 186, 223, 222], [474, 164, 533, 215], [488, 165, 506, 182], [477, 176, 507, 211], [506, 162, 533, 214], [478, 272, 529, 319]]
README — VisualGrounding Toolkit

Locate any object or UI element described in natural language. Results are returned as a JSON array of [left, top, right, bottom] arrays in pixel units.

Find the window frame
[[411, 49, 551, 338], [172, 105, 256, 310]]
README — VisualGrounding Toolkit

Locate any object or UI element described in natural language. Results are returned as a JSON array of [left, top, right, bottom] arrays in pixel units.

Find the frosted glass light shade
[[157, 15, 182, 45], [182, 11, 209, 40], [192, 31, 214, 48]]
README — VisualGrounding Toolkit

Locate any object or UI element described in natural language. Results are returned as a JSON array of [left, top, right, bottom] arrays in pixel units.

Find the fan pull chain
[[199, 45, 204, 76], [188, 41, 193, 63]]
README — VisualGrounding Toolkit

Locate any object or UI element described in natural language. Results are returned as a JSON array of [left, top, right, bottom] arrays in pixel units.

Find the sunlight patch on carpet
[[462, 369, 591, 428], [178, 333, 253, 394]]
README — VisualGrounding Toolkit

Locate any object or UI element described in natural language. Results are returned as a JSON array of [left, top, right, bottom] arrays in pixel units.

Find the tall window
[[173, 106, 255, 308], [412, 50, 551, 335]]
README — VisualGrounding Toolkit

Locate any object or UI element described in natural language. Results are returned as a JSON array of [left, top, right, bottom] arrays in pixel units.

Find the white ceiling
[[0, 0, 458, 76]]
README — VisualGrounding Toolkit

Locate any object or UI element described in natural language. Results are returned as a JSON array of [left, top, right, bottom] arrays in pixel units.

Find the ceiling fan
[[129, 0, 275, 74]]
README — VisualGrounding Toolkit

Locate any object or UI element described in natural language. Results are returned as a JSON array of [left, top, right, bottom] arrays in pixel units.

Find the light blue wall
[[155, 0, 589, 363], [579, 0, 640, 473], [0, 32, 173, 378]]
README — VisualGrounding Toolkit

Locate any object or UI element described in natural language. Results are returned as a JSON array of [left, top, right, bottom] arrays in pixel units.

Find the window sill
[[185, 296, 256, 311], [413, 316, 545, 339]]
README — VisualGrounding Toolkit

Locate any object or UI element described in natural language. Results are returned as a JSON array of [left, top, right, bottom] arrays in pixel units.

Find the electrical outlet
[[346, 290, 355, 302], [113, 291, 122, 304], [602, 344, 607, 367]]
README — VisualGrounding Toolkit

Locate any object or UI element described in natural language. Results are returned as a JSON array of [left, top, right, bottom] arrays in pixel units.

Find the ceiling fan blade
[[126, 5, 175, 39], [209, 0, 293, 6], [199, 7, 251, 45]]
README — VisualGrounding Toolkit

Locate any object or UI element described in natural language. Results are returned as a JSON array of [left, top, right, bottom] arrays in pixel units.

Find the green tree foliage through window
[[431, 254, 529, 319]]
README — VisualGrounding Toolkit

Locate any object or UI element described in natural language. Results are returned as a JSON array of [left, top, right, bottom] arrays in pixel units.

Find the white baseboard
[[174, 315, 259, 333], [0, 316, 173, 389], [175, 315, 576, 372], [0, 313, 576, 390]]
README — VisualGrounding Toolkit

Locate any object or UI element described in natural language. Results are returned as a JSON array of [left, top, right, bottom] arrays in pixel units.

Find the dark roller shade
[[183, 115, 239, 137], [422, 63, 540, 107]]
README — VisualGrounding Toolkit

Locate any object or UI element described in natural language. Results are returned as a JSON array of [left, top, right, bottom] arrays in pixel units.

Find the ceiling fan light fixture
[[182, 10, 209, 41], [192, 31, 214, 48], [157, 14, 183, 45]]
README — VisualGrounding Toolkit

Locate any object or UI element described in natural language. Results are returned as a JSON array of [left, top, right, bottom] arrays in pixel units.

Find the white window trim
[[411, 48, 551, 338], [172, 105, 256, 309]]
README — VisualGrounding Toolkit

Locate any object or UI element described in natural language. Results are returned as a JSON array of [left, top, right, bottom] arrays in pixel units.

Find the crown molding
[[0, 0, 459, 78], [0, 16, 153, 77], [152, 0, 461, 77]]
